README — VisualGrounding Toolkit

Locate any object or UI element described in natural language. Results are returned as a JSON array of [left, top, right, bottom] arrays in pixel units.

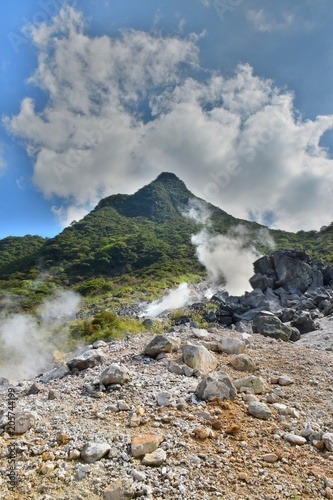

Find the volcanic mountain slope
[[0, 172, 333, 290]]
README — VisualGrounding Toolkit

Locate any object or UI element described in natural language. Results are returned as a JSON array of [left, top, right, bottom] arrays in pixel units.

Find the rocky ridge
[[0, 323, 333, 499]]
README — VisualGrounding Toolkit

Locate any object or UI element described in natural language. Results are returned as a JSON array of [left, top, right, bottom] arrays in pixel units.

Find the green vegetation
[[69, 311, 144, 344], [1, 172, 333, 323]]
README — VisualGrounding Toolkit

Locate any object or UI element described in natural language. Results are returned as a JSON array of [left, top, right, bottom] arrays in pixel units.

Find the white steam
[[191, 229, 258, 295], [185, 200, 275, 296], [0, 290, 81, 381], [140, 283, 191, 317]]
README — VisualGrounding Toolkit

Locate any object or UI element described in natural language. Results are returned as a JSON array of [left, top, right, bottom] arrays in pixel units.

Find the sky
[[1, 0, 333, 239]]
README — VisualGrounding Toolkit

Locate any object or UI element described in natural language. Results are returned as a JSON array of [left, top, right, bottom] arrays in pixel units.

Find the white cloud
[[247, 9, 295, 33], [4, 6, 333, 232]]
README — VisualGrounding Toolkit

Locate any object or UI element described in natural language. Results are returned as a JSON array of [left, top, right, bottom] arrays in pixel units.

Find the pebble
[[283, 433, 307, 445], [142, 448, 167, 466], [248, 401, 272, 420], [131, 434, 164, 457]]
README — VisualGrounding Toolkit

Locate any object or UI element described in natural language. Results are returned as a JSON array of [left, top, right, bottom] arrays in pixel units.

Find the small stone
[[323, 433, 333, 452], [100, 364, 131, 386], [182, 342, 217, 375], [156, 391, 172, 406], [248, 401, 272, 420], [325, 487, 333, 499], [129, 415, 142, 428], [27, 383, 40, 395], [142, 448, 166, 466], [136, 407, 145, 416], [262, 453, 279, 463], [75, 464, 91, 480], [40, 462, 55, 475], [80, 442, 111, 463], [131, 434, 164, 458], [278, 375, 294, 386], [313, 440, 325, 450], [48, 389, 60, 400], [234, 375, 265, 394], [131, 469, 146, 482], [57, 432, 71, 445], [229, 354, 256, 372], [13, 410, 38, 434], [144, 335, 180, 357], [195, 371, 237, 401], [68, 449, 81, 460], [193, 427, 213, 439], [118, 400, 130, 411], [218, 338, 246, 355], [284, 433, 307, 445], [67, 348, 104, 371], [92, 340, 107, 348]]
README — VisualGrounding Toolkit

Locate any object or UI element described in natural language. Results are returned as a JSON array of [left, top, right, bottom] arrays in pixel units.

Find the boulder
[[218, 338, 246, 355], [131, 434, 164, 458], [272, 249, 312, 292], [100, 363, 131, 386], [144, 335, 180, 358], [182, 343, 217, 375], [234, 375, 265, 394], [81, 442, 111, 463], [291, 313, 316, 334], [142, 448, 167, 466], [229, 354, 256, 372], [12, 410, 38, 434], [40, 364, 70, 383], [67, 347, 104, 371], [248, 401, 272, 420], [252, 313, 300, 342], [195, 371, 237, 401]]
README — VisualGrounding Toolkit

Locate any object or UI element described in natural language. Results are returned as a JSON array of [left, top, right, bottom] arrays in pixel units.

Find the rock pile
[[1, 324, 333, 499], [206, 249, 333, 341]]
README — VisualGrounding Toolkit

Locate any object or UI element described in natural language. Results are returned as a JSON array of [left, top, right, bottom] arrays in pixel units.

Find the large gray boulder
[[272, 249, 312, 293], [252, 313, 300, 342], [291, 312, 316, 334], [144, 335, 180, 358], [182, 343, 217, 375], [195, 371, 237, 401], [67, 347, 104, 371], [100, 363, 131, 386]]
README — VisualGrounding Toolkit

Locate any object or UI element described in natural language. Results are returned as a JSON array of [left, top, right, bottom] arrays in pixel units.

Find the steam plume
[[0, 290, 81, 381]]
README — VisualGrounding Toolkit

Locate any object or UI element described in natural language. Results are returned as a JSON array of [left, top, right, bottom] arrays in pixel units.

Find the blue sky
[[1, 0, 333, 238]]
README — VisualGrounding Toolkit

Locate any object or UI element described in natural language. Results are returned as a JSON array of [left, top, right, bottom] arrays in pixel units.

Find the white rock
[[278, 375, 294, 386], [157, 391, 173, 406], [284, 433, 307, 445], [99, 363, 131, 386], [218, 338, 246, 355], [13, 410, 38, 434], [323, 433, 333, 451], [80, 442, 111, 463], [142, 448, 167, 466]]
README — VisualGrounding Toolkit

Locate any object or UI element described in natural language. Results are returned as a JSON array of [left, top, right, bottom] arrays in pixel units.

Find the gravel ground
[[1, 324, 333, 500]]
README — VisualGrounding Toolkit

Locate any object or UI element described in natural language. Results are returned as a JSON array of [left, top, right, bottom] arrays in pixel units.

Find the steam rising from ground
[[140, 283, 191, 317], [0, 290, 81, 381], [191, 230, 258, 295], [185, 199, 275, 295]]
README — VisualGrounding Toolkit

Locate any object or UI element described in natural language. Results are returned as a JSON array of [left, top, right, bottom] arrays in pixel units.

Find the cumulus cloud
[[4, 6, 333, 231]]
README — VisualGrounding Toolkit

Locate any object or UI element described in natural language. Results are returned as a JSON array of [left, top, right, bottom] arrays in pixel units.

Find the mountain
[[1, 172, 333, 298]]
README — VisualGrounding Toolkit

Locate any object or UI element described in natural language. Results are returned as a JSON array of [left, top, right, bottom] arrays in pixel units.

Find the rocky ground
[[0, 321, 333, 500]]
